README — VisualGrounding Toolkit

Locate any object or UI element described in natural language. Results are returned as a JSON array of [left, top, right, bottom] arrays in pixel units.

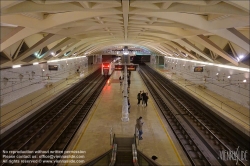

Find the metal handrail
[[133, 134, 139, 166], [137, 149, 161, 166], [134, 125, 139, 145], [109, 144, 117, 166], [132, 144, 139, 166]]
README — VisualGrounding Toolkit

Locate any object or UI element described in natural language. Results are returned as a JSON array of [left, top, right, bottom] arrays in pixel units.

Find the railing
[[132, 134, 139, 166], [136, 149, 161, 166], [134, 125, 139, 145], [110, 127, 113, 145], [109, 134, 117, 166], [82, 149, 112, 166]]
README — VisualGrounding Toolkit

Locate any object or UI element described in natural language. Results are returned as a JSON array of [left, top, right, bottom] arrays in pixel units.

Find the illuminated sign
[[115, 65, 124, 71], [194, 66, 203, 72], [48, 65, 58, 71], [127, 65, 136, 71]]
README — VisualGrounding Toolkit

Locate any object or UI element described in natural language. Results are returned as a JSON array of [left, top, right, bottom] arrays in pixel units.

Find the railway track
[[139, 64, 249, 166], [0, 68, 107, 166]]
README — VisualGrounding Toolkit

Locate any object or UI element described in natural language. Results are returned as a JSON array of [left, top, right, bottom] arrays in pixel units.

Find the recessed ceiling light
[[239, 55, 244, 59]]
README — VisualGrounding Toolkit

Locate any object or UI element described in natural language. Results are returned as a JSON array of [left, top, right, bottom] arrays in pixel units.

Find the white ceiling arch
[[0, 0, 249, 68]]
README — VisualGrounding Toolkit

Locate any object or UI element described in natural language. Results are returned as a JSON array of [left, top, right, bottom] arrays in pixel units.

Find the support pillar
[[121, 64, 129, 122]]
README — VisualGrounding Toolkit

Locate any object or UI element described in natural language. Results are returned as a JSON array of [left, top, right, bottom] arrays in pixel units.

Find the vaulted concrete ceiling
[[1, 0, 249, 68]]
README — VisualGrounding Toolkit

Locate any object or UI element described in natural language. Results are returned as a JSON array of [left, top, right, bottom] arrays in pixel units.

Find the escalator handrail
[[112, 134, 116, 145], [132, 144, 139, 166], [109, 143, 117, 166], [137, 149, 161, 166], [133, 134, 140, 166], [82, 149, 112, 166]]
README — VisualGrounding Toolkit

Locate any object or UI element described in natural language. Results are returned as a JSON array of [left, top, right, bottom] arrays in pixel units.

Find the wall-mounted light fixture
[[166, 57, 249, 72], [12, 65, 21, 68], [227, 76, 231, 78], [216, 73, 219, 75], [243, 79, 247, 83]]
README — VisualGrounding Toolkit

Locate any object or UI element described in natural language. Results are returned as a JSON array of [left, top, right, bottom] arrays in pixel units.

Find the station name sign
[[114, 65, 137, 71]]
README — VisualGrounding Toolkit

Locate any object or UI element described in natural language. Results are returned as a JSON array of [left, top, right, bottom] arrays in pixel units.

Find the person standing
[[137, 91, 142, 106], [119, 76, 122, 86], [127, 78, 131, 88], [128, 97, 131, 113], [136, 117, 144, 140], [141, 91, 146, 106], [144, 92, 149, 107]]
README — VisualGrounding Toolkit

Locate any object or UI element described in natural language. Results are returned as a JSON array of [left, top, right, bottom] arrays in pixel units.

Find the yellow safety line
[[140, 65, 184, 165], [65, 91, 104, 166], [74, 95, 103, 149], [150, 99, 185, 166]]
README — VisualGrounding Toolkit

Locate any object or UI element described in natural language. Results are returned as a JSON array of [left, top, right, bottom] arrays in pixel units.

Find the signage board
[[194, 66, 203, 72], [48, 65, 58, 71]]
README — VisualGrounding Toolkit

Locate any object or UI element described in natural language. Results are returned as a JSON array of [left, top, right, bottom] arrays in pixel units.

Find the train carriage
[[101, 62, 114, 77]]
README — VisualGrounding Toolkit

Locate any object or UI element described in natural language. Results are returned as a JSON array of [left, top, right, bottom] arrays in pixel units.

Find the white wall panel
[[0, 57, 88, 106], [162, 57, 249, 108]]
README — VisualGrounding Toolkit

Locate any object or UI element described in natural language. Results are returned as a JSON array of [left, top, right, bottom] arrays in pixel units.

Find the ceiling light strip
[[48, 56, 87, 63], [165, 57, 250, 72]]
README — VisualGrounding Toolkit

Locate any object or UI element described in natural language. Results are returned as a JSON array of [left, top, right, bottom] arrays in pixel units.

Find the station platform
[[148, 64, 250, 137], [67, 70, 189, 165]]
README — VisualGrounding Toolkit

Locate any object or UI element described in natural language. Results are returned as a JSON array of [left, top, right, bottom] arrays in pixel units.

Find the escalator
[[114, 137, 134, 166], [83, 134, 160, 166]]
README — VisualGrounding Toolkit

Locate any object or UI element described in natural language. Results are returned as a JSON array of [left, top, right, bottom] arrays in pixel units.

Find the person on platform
[[127, 78, 131, 88], [128, 97, 131, 113], [141, 91, 146, 106], [119, 76, 123, 86], [136, 117, 144, 140], [144, 92, 149, 107], [137, 91, 142, 106]]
